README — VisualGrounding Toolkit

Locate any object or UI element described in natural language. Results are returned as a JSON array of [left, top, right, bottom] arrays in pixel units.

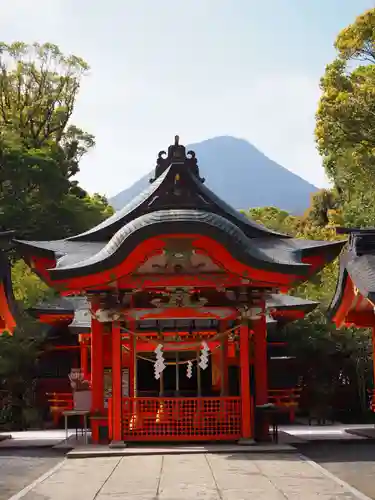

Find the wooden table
[[62, 410, 90, 445]]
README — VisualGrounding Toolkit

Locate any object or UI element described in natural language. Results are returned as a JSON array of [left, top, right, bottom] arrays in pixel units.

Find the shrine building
[[26, 293, 317, 428], [0, 233, 17, 335], [4, 137, 344, 445], [329, 228, 375, 405]]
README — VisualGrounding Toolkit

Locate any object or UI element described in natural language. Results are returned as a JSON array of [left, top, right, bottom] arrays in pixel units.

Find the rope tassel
[[199, 341, 210, 370], [154, 344, 166, 379], [186, 360, 193, 379]]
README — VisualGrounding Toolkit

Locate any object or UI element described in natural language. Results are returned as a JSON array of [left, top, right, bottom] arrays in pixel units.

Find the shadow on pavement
[[296, 441, 375, 463], [0, 448, 66, 458]]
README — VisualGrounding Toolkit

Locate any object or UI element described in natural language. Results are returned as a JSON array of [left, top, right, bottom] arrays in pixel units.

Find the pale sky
[[1, 0, 373, 197]]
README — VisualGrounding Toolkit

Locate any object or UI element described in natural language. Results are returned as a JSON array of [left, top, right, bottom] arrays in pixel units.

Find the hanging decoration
[[121, 323, 236, 368], [186, 360, 193, 379], [154, 344, 166, 380], [199, 341, 210, 370]]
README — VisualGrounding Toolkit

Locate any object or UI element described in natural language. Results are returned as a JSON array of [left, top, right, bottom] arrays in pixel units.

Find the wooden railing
[[120, 397, 242, 441], [46, 386, 301, 430], [268, 387, 301, 422]]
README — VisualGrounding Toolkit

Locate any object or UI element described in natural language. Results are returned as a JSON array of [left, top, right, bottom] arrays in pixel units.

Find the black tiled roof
[[266, 293, 318, 313], [329, 228, 375, 318], [28, 296, 91, 333], [48, 210, 311, 280], [12, 138, 344, 284], [28, 296, 74, 316]]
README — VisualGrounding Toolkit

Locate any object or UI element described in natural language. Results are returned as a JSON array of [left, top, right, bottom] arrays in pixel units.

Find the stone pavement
[[0, 449, 63, 500], [11, 452, 370, 500]]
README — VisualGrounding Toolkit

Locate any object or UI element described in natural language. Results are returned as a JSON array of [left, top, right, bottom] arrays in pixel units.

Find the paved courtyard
[[8, 452, 369, 500], [0, 449, 63, 500], [300, 442, 375, 500]]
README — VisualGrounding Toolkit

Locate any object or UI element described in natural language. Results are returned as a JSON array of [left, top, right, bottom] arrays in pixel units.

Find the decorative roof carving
[[10, 139, 345, 290], [150, 135, 205, 184]]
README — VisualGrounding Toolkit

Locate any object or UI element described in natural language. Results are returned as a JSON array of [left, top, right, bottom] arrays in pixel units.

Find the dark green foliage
[[0, 42, 114, 429], [0, 42, 113, 240]]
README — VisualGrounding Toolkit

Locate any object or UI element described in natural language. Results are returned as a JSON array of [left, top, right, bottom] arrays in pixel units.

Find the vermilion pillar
[[253, 309, 270, 440], [91, 316, 104, 413], [239, 320, 252, 439], [220, 335, 229, 395], [128, 320, 137, 398], [80, 343, 89, 380], [220, 321, 229, 396], [372, 327, 375, 394], [111, 321, 122, 442], [253, 311, 268, 405]]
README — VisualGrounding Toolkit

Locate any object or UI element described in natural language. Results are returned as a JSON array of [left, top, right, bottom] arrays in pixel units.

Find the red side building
[[7, 137, 344, 444], [0, 233, 17, 335], [329, 228, 375, 330], [329, 228, 375, 405]]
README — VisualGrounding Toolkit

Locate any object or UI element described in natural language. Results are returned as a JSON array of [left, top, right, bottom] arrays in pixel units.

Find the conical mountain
[[110, 136, 317, 214]]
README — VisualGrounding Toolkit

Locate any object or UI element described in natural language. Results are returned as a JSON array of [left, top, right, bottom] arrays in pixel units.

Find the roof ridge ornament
[[149, 135, 205, 184]]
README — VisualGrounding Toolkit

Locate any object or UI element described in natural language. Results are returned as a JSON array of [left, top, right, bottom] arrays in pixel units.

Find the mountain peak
[[110, 136, 317, 214]]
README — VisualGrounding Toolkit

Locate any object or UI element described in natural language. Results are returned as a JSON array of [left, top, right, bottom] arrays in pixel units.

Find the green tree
[[304, 189, 337, 227], [243, 204, 373, 416], [11, 260, 53, 308], [243, 206, 298, 234], [0, 42, 113, 240], [315, 8, 375, 227], [0, 43, 116, 429], [282, 311, 372, 418]]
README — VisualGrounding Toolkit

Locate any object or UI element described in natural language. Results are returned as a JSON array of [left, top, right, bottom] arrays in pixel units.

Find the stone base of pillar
[[237, 438, 256, 446], [109, 440, 128, 449]]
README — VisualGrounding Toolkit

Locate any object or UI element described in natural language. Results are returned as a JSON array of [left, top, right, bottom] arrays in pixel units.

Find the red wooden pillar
[[91, 316, 104, 413], [253, 309, 270, 440], [253, 311, 268, 405], [372, 327, 375, 401], [80, 343, 89, 380], [239, 320, 252, 439], [220, 321, 229, 395], [111, 321, 122, 442], [128, 320, 136, 398]]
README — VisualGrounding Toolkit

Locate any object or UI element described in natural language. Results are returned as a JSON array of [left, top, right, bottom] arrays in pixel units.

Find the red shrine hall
[[4, 137, 344, 445], [329, 228, 375, 406], [26, 293, 318, 428]]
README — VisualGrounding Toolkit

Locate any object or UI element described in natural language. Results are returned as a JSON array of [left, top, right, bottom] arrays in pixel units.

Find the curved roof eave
[[266, 293, 319, 312], [48, 210, 310, 281], [13, 239, 106, 260], [327, 263, 348, 321], [345, 254, 375, 303], [27, 297, 75, 317], [67, 168, 171, 242]]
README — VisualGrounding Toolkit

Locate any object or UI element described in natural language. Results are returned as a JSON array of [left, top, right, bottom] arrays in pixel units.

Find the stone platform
[[66, 441, 296, 459]]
